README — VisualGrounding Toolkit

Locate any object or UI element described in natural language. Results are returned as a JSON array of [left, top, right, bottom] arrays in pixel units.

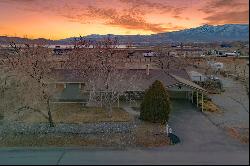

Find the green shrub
[[140, 80, 171, 124]]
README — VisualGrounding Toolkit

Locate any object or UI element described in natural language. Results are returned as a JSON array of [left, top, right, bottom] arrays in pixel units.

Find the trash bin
[[168, 133, 181, 144]]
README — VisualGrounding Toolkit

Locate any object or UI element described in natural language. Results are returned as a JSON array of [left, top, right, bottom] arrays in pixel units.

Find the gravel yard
[[0, 122, 137, 135], [0, 119, 169, 148]]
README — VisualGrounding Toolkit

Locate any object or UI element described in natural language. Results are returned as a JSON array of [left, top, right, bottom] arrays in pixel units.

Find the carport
[[167, 75, 207, 112]]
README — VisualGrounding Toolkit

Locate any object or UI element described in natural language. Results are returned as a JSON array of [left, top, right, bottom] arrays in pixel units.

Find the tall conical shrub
[[140, 80, 171, 124]]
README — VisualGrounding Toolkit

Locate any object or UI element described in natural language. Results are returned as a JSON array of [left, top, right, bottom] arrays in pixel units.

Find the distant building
[[208, 61, 224, 70], [142, 51, 157, 57], [223, 52, 238, 56], [174, 47, 204, 56], [188, 71, 207, 82], [214, 50, 239, 57], [53, 45, 73, 55]]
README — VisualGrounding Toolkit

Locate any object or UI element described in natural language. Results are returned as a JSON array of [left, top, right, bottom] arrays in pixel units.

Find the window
[[55, 83, 65, 91]]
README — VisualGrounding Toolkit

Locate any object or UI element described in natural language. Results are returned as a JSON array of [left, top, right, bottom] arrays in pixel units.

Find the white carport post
[[196, 91, 199, 108], [191, 91, 194, 103], [201, 92, 204, 112]]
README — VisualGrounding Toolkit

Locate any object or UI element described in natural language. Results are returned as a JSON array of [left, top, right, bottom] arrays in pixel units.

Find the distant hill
[[0, 36, 60, 45], [0, 24, 249, 45], [161, 24, 249, 43]]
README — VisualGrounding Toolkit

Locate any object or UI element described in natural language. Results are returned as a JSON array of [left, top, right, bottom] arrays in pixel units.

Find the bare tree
[[153, 46, 190, 71], [0, 67, 14, 119], [2, 43, 56, 127], [65, 36, 139, 116]]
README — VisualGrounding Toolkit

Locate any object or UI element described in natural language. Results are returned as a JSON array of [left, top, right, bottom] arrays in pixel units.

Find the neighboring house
[[188, 71, 207, 82], [49, 67, 207, 111], [214, 50, 239, 57]]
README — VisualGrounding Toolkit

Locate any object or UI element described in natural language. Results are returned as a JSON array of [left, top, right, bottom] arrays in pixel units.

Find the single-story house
[[49, 67, 207, 111]]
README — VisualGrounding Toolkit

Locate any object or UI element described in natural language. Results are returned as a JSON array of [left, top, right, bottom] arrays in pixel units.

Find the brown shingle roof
[[49, 68, 205, 92]]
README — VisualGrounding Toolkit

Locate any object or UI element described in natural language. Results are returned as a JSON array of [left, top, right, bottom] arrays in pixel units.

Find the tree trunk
[[108, 103, 112, 118], [47, 99, 54, 127]]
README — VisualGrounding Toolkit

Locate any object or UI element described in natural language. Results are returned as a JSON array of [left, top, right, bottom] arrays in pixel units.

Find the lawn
[[16, 103, 133, 124]]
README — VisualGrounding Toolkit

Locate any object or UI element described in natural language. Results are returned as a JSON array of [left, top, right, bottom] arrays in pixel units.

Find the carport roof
[[170, 74, 207, 92]]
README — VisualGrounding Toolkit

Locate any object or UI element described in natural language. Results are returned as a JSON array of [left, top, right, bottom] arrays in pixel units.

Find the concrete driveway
[[167, 100, 248, 152]]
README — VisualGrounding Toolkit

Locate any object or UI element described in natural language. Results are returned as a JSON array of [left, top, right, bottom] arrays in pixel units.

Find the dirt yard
[[13, 103, 134, 124], [0, 103, 170, 148]]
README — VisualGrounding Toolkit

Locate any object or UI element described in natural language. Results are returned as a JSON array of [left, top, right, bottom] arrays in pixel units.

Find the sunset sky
[[0, 0, 249, 39]]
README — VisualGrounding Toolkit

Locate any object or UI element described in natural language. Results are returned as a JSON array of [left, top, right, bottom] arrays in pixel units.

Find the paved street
[[0, 148, 248, 165]]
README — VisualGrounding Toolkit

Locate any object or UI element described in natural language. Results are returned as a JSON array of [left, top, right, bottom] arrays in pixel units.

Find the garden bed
[[202, 100, 222, 113]]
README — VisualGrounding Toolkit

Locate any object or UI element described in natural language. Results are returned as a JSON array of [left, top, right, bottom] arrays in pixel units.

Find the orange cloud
[[199, 0, 249, 24], [119, 0, 187, 18], [85, 6, 171, 33], [204, 10, 249, 24]]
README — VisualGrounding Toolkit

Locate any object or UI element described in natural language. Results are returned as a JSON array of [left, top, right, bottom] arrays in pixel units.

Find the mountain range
[[0, 24, 249, 45]]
